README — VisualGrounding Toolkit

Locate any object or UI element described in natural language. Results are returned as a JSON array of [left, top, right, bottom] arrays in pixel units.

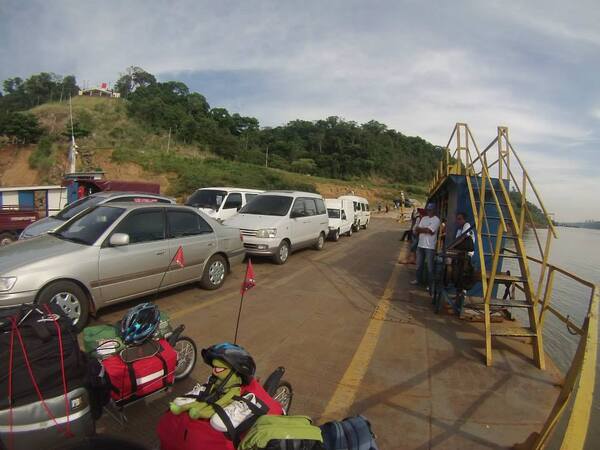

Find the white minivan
[[186, 187, 263, 222], [325, 198, 354, 241], [338, 195, 371, 231], [224, 191, 329, 264]]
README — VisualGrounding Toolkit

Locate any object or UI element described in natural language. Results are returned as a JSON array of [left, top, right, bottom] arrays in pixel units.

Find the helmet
[[201, 342, 256, 384], [120, 303, 160, 345]]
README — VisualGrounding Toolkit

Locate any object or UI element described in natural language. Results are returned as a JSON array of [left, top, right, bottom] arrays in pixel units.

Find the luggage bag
[[319, 416, 378, 450], [102, 338, 177, 404]]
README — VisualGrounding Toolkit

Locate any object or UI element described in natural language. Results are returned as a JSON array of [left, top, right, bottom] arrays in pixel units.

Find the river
[[515, 226, 599, 446]]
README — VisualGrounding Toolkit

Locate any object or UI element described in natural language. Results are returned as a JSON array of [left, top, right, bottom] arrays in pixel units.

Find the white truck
[[325, 198, 354, 241], [338, 195, 371, 231]]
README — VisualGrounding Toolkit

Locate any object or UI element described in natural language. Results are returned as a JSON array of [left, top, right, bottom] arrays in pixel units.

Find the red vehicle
[[0, 207, 39, 245]]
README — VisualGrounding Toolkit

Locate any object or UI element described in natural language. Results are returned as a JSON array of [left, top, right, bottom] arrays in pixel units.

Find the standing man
[[411, 203, 440, 292]]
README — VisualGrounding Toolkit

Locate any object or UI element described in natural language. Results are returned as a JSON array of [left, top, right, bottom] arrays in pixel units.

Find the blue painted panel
[[18, 191, 34, 209], [0, 192, 3, 207]]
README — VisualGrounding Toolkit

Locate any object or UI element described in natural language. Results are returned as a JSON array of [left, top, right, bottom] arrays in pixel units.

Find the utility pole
[[265, 144, 269, 168], [167, 127, 172, 154]]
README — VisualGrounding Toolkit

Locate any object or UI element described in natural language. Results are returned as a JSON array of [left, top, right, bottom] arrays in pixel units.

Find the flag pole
[[233, 291, 245, 344]]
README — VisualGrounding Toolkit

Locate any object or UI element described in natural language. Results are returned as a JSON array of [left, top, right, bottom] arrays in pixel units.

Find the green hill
[[1, 69, 442, 203]]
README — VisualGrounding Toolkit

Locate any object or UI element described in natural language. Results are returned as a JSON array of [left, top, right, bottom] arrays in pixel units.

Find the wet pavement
[[94, 218, 563, 449]]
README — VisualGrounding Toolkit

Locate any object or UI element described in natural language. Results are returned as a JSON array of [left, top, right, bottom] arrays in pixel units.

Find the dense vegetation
[[1, 67, 442, 194]]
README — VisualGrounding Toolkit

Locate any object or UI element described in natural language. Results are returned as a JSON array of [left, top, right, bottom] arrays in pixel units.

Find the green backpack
[[239, 415, 325, 450], [82, 324, 124, 358]]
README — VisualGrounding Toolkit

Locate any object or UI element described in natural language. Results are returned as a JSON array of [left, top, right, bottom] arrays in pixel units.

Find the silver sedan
[[0, 203, 246, 329]]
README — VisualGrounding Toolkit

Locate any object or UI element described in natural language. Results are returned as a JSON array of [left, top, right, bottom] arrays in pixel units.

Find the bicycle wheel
[[173, 336, 197, 380]]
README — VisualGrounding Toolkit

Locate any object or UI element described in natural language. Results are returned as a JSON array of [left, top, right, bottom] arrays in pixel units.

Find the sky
[[1, 0, 598, 221]]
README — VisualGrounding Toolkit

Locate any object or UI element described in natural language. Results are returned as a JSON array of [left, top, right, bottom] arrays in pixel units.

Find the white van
[[338, 195, 371, 231], [185, 187, 263, 222], [224, 191, 329, 264], [325, 198, 354, 241]]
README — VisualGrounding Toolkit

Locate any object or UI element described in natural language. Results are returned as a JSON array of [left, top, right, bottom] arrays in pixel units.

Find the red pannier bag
[[102, 339, 177, 403], [157, 377, 284, 450]]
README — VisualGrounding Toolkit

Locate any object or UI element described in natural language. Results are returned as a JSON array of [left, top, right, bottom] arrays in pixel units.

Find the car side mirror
[[109, 233, 130, 247], [290, 211, 302, 219]]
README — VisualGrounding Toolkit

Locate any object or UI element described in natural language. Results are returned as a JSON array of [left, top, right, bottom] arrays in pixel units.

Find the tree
[[2, 77, 23, 94], [114, 66, 157, 98], [61, 75, 79, 99], [0, 112, 44, 144]]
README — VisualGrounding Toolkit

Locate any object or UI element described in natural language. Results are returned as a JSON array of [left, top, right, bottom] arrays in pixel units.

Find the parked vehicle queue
[[0, 188, 370, 329]]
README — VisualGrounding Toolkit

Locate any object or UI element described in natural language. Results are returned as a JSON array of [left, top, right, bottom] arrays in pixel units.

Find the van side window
[[315, 198, 326, 215], [354, 202, 359, 211], [303, 198, 317, 216], [223, 193, 242, 210], [245, 193, 258, 204], [341, 210, 347, 220], [291, 198, 307, 217], [365, 204, 370, 211], [361, 203, 366, 211]]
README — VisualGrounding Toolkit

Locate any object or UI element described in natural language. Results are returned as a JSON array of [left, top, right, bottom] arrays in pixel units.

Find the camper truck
[[338, 195, 370, 231], [325, 198, 354, 240]]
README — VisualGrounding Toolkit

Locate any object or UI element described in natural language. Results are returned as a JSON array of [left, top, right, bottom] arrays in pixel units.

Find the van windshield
[[327, 209, 341, 219], [56, 195, 105, 221], [186, 189, 227, 210], [239, 195, 293, 216]]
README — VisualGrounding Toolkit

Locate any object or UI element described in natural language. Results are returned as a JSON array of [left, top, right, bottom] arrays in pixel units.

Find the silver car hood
[[20, 216, 65, 239], [0, 234, 88, 274]]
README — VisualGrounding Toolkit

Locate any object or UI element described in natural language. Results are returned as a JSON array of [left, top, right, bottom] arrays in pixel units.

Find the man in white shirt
[[411, 203, 440, 291], [454, 212, 475, 257]]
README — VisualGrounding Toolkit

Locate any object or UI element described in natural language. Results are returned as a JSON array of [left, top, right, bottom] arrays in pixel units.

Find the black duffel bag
[[0, 304, 87, 409]]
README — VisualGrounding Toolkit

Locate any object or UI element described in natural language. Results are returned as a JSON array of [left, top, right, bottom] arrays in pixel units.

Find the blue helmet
[[120, 303, 160, 345]]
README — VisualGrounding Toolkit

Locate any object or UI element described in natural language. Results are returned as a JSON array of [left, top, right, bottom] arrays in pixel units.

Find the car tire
[[37, 280, 90, 332], [313, 232, 325, 251], [273, 240, 290, 265], [347, 227, 353, 237], [353, 223, 360, 232], [200, 254, 228, 290], [332, 229, 340, 242], [0, 232, 16, 246], [363, 220, 369, 230]]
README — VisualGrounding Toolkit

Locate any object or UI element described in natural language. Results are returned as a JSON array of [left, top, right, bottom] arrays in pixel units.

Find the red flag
[[174, 246, 185, 268], [240, 259, 256, 295]]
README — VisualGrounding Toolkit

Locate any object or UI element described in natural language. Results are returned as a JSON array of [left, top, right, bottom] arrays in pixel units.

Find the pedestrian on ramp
[[411, 203, 440, 292]]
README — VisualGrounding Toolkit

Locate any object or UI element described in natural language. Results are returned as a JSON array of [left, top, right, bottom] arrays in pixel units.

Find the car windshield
[[239, 195, 293, 216], [55, 195, 105, 221], [52, 206, 124, 245], [185, 189, 227, 210], [327, 208, 341, 219]]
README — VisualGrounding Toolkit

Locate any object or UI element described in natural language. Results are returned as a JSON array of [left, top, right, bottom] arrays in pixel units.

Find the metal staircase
[[429, 123, 557, 368]]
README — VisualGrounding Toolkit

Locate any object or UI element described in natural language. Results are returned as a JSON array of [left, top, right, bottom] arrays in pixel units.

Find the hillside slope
[[0, 97, 427, 204]]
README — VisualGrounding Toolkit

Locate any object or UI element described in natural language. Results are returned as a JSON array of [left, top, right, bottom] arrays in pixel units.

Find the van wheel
[[346, 227, 353, 237], [332, 229, 340, 242], [0, 232, 16, 246], [363, 221, 369, 230], [314, 232, 325, 251], [38, 281, 89, 332], [273, 241, 290, 265]]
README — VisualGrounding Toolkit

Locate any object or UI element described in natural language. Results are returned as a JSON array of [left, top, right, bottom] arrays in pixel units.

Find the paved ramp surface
[[96, 218, 562, 449]]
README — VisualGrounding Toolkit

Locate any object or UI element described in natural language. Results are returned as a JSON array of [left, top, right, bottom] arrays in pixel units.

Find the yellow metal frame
[[429, 123, 598, 448]]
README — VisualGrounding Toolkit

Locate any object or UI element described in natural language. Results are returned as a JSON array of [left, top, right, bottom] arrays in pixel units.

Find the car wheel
[[363, 221, 369, 230], [353, 223, 360, 232], [347, 227, 353, 237], [200, 255, 228, 290], [313, 232, 325, 251], [331, 229, 340, 242], [0, 232, 16, 246], [273, 240, 290, 265], [37, 280, 89, 331]]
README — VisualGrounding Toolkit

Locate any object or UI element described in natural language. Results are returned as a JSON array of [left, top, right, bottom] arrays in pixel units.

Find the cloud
[[1, 0, 598, 221]]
